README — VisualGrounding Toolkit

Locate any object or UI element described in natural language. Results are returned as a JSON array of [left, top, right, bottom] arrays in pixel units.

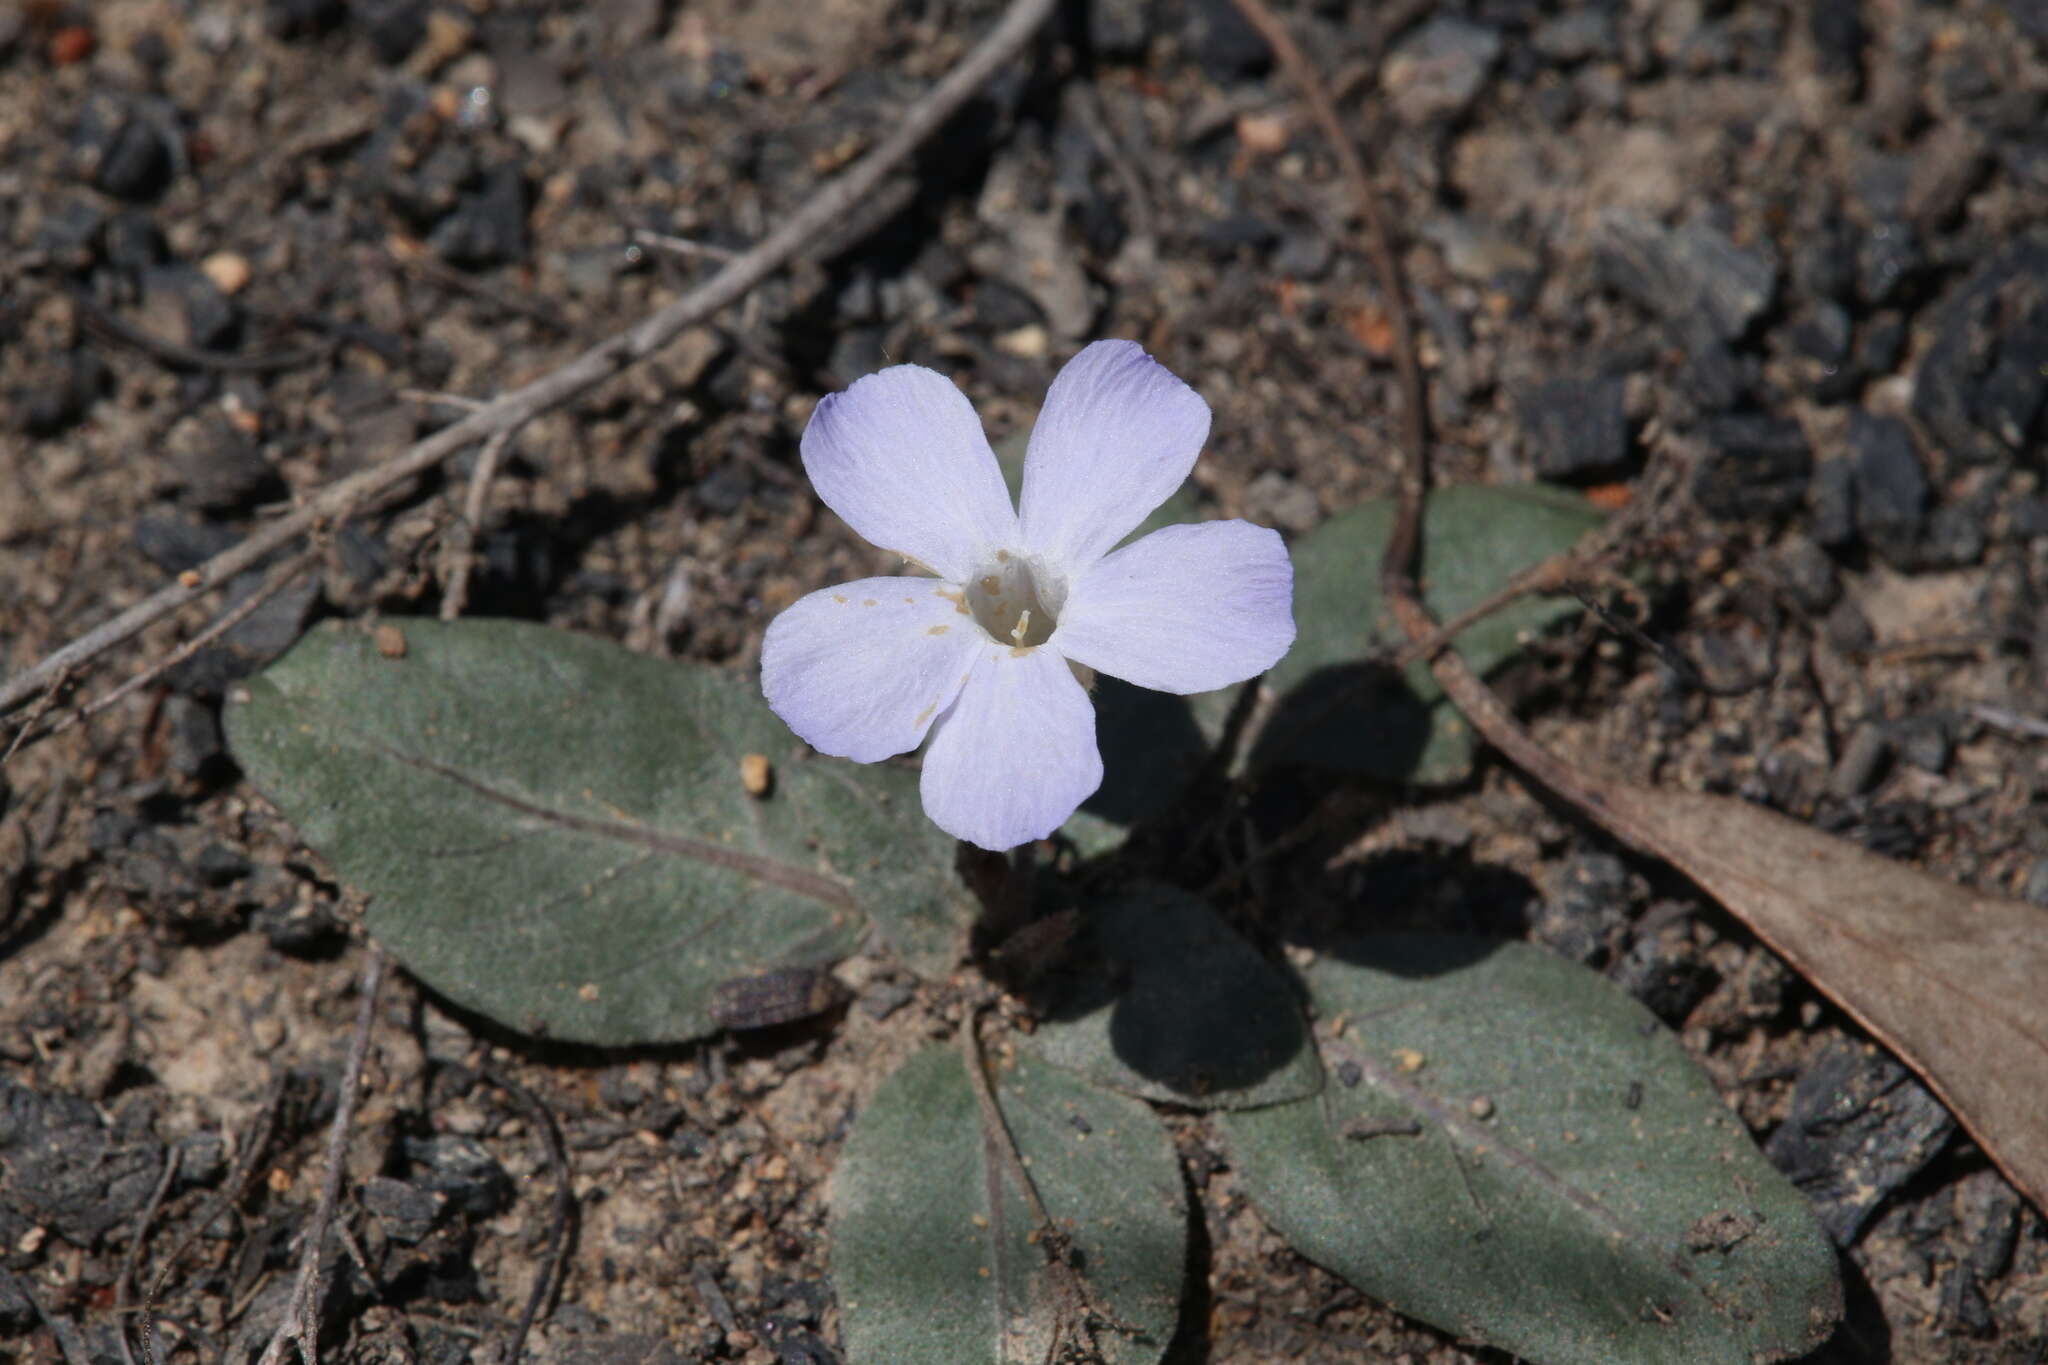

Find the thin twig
[[0, 664, 71, 763], [478, 1065, 575, 1365], [1243, 0, 1660, 827], [1064, 83, 1156, 243], [116, 1146, 182, 1365], [70, 287, 331, 374], [1230, 0, 1649, 787], [255, 944, 388, 1365], [1227, 0, 1426, 503], [0, 0, 1059, 720], [1970, 704, 2048, 741], [389, 241, 570, 333], [398, 390, 489, 413], [630, 229, 740, 263], [139, 1073, 296, 1365], [1381, 555, 1581, 670], [439, 425, 522, 622], [1565, 579, 1772, 697], [8, 548, 321, 753]]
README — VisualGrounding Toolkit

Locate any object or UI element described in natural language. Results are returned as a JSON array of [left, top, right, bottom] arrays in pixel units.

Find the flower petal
[[920, 646, 1102, 850], [1019, 340, 1212, 570], [761, 577, 981, 763], [1054, 520, 1295, 694], [801, 365, 1018, 582]]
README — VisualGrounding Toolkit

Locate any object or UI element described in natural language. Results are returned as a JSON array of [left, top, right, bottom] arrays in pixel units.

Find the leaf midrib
[[374, 741, 859, 911], [1318, 1029, 1724, 1307]]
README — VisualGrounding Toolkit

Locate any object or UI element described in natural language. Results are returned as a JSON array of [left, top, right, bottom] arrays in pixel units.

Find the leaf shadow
[[1801, 1236, 1893, 1364], [1026, 886, 1315, 1106], [1025, 828, 1544, 1108], [1284, 844, 1543, 960], [397, 960, 848, 1071], [1080, 676, 1209, 829], [1248, 660, 1437, 780]]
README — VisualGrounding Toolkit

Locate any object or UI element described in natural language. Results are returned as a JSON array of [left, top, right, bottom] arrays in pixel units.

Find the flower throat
[[965, 550, 1061, 648]]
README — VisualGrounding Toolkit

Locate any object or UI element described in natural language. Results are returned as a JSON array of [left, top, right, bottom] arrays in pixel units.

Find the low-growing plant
[[227, 343, 1841, 1365]]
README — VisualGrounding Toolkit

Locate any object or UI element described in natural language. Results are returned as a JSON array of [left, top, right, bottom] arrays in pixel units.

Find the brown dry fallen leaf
[[1605, 787, 2048, 1215]]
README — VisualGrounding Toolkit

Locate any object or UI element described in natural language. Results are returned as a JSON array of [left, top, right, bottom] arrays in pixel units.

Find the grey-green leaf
[[1018, 884, 1321, 1109], [831, 1045, 1186, 1365], [1218, 937, 1841, 1365], [224, 618, 973, 1045], [1256, 483, 1605, 782]]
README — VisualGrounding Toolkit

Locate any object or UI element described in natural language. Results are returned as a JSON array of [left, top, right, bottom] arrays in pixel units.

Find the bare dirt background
[[4, 0, 2048, 1361]]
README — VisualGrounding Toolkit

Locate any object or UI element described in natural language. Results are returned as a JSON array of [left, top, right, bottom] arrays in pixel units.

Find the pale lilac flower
[[761, 340, 1294, 851]]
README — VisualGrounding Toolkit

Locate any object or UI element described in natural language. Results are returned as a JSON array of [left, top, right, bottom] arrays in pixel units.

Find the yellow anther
[[1010, 609, 1032, 646]]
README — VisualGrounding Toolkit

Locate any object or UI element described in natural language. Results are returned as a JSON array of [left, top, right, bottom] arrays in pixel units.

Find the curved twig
[[8, 547, 321, 754], [478, 1065, 575, 1365], [254, 944, 388, 1365]]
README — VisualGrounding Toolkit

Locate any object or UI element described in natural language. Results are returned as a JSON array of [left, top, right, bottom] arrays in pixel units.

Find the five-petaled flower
[[761, 340, 1295, 850]]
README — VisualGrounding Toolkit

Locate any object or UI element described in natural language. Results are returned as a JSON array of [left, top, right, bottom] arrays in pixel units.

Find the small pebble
[[200, 251, 253, 296], [1828, 724, 1891, 798], [993, 323, 1048, 359], [1468, 1096, 1495, 1120], [250, 1013, 286, 1053], [375, 623, 408, 658], [740, 752, 772, 798], [1234, 111, 1290, 155], [418, 10, 475, 71]]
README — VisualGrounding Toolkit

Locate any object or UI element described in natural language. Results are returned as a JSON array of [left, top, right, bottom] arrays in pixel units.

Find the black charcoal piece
[[404, 1134, 513, 1217], [267, 0, 346, 39], [1765, 1039, 1956, 1245], [169, 697, 229, 779], [1519, 376, 1630, 479], [1089, 0, 1154, 58], [1186, 0, 1271, 81], [1597, 211, 1779, 341], [1529, 852, 1634, 965], [92, 117, 174, 200], [1918, 498, 1989, 570], [0, 1080, 166, 1246], [361, 1176, 447, 1244], [355, 0, 427, 63], [1857, 219, 1921, 305], [1807, 0, 1866, 76], [14, 351, 107, 437], [1773, 533, 1839, 611], [1691, 414, 1811, 524], [1848, 411, 1928, 566], [1610, 922, 1717, 1023], [430, 162, 528, 267], [1912, 233, 2048, 464]]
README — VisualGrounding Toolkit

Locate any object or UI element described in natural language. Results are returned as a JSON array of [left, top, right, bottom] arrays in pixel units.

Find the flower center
[[965, 550, 1062, 649]]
